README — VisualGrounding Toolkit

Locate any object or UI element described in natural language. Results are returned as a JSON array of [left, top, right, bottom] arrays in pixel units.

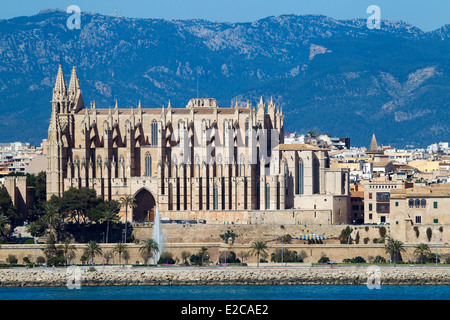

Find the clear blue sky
[[1, 0, 449, 31]]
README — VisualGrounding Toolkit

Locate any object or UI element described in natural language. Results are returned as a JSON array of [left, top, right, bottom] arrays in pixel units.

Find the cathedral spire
[[68, 65, 79, 97], [369, 133, 378, 152], [53, 63, 67, 98]]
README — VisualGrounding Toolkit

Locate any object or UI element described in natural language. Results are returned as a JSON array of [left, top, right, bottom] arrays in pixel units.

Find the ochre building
[[47, 64, 350, 223]]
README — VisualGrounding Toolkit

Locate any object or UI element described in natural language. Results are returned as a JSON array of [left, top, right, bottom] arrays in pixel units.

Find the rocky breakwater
[[0, 266, 449, 287]]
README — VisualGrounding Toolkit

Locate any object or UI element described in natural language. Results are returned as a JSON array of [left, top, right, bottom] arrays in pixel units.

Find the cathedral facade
[[47, 64, 350, 223]]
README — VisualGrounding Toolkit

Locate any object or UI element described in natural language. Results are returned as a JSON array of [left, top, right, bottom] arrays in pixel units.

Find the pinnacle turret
[[53, 63, 67, 99]]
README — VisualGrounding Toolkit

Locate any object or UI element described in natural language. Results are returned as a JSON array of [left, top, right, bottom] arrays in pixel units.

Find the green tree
[[0, 188, 19, 228], [414, 243, 431, 264], [249, 241, 268, 268], [339, 226, 353, 244], [426, 228, 432, 242], [139, 238, 159, 266], [0, 214, 10, 240], [26, 220, 47, 238], [181, 251, 191, 264], [119, 196, 137, 243], [113, 242, 129, 264], [83, 241, 102, 264]]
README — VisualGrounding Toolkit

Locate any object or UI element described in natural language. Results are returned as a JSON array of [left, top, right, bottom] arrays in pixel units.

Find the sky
[[0, 0, 449, 31]]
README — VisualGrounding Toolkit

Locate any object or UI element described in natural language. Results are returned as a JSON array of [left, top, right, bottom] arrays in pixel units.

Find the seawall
[[0, 266, 448, 287]]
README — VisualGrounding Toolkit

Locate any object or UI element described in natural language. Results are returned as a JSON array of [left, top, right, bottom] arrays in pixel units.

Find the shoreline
[[0, 265, 449, 287]]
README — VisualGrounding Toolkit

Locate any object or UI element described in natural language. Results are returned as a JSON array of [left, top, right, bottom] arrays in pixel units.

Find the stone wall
[[1, 242, 448, 265]]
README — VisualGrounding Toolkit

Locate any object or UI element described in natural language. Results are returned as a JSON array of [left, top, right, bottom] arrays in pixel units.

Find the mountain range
[[0, 9, 449, 147]]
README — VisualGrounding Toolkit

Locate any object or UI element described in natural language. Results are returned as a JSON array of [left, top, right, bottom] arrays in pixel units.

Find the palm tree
[[59, 240, 77, 266], [414, 243, 431, 264], [42, 202, 62, 241], [119, 196, 137, 243], [249, 241, 268, 267], [139, 238, 159, 265], [113, 242, 129, 265], [100, 209, 120, 243], [83, 241, 102, 265], [220, 230, 237, 245], [199, 247, 208, 264], [385, 237, 406, 265]]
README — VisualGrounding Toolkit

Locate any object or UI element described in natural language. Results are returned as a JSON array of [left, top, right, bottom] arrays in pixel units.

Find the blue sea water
[[0, 285, 448, 300]]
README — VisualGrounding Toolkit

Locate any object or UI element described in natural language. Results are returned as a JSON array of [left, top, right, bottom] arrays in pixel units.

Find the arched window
[[408, 199, 414, 207], [151, 121, 158, 146], [145, 153, 152, 177], [297, 159, 304, 195], [420, 199, 426, 207], [265, 183, 270, 209], [415, 199, 420, 207]]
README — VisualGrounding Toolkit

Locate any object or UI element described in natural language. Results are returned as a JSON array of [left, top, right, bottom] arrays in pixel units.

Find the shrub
[[373, 255, 387, 263], [23, 257, 31, 264], [355, 231, 360, 244], [342, 258, 353, 263], [219, 251, 240, 264], [318, 255, 330, 264], [24, 239, 35, 244], [352, 256, 366, 264], [47, 256, 65, 267], [6, 255, 18, 265], [270, 249, 304, 263], [157, 252, 175, 265], [427, 253, 440, 263], [363, 237, 370, 244], [445, 257, 450, 264], [365, 226, 369, 232], [36, 256, 46, 264]]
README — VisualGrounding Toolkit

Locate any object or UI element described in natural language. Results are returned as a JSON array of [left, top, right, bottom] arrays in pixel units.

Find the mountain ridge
[[0, 10, 448, 147]]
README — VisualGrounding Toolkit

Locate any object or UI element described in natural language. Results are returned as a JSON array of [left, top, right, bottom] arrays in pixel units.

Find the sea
[[0, 285, 448, 300]]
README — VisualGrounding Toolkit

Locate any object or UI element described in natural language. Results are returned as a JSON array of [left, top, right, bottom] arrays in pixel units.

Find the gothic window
[[285, 163, 289, 196], [151, 120, 158, 146], [256, 182, 260, 210], [297, 159, 304, 195], [213, 185, 219, 210], [245, 119, 249, 147], [265, 183, 270, 209], [313, 157, 320, 194], [168, 183, 173, 210], [145, 153, 152, 177]]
